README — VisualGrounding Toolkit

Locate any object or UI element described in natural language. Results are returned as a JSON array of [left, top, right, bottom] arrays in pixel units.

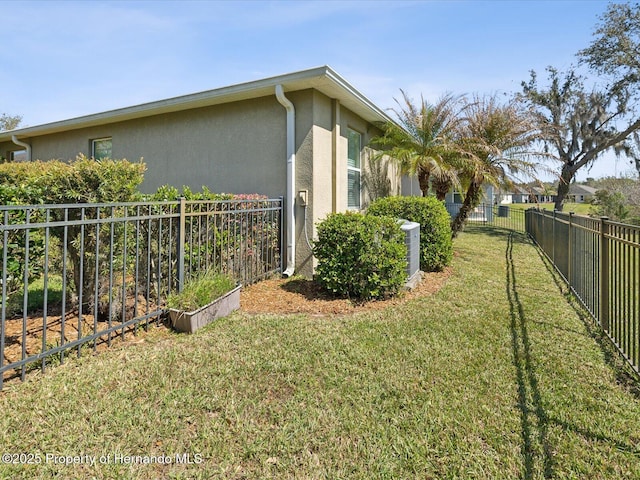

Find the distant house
[[526, 186, 557, 204], [441, 184, 517, 206], [510, 185, 558, 204], [512, 185, 532, 204], [493, 189, 514, 205], [442, 184, 497, 222], [443, 184, 494, 206], [567, 184, 598, 203], [0, 66, 403, 278]]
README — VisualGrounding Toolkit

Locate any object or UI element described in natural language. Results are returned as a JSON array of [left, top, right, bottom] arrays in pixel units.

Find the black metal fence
[[526, 209, 640, 375], [446, 203, 526, 233], [0, 197, 282, 388]]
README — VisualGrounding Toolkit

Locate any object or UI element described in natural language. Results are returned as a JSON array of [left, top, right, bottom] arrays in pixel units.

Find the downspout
[[11, 136, 32, 161], [275, 84, 296, 277]]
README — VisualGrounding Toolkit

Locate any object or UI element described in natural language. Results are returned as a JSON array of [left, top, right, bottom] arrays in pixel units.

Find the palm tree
[[450, 95, 539, 237], [373, 91, 468, 198], [430, 151, 464, 200]]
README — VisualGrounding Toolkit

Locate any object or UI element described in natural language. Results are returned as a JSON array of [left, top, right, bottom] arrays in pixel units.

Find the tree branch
[[574, 117, 640, 170]]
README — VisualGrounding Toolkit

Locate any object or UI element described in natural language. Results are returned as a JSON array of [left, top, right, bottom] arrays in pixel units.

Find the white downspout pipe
[[11, 136, 32, 161], [275, 84, 296, 277]]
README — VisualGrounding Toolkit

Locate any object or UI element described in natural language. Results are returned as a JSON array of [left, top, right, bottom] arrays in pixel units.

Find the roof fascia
[[1, 66, 396, 142]]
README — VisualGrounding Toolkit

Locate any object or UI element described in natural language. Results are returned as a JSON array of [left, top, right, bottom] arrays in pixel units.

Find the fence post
[[552, 209, 557, 265], [599, 216, 610, 332], [543, 209, 548, 247], [177, 197, 186, 293], [568, 212, 574, 287]]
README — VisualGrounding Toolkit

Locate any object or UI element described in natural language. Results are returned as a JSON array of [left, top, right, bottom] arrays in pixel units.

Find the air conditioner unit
[[398, 219, 421, 287]]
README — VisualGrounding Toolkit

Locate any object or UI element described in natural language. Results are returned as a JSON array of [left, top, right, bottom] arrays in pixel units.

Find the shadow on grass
[[508, 232, 640, 476], [547, 414, 640, 457], [532, 242, 640, 400], [506, 231, 555, 479], [462, 224, 531, 245]]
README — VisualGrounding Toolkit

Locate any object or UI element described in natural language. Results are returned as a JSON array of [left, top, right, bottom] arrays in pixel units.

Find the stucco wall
[[2, 88, 398, 279], [294, 91, 382, 278], [401, 176, 423, 197], [2, 96, 291, 198], [290, 90, 315, 277], [292, 91, 402, 278]]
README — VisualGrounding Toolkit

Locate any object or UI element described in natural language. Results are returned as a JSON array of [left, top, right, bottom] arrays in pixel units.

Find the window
[[347, 128, 361, 209], [9, 150, 27, 162], [91, 137, 112, 160]]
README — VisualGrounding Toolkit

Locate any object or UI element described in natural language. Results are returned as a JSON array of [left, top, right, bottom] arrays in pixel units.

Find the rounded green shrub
[[313, 212, 407, 300], [0, 157, 146, 303], [367, 196, 453, 272]]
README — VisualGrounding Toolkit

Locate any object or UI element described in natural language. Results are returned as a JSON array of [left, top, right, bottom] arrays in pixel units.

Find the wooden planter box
[[169, 285, 241, 334]]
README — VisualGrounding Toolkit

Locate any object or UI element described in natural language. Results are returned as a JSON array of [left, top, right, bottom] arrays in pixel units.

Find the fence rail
[[0, 197, 282, 388], [526, 209, 640, 375], [445, 203, 526, 233]]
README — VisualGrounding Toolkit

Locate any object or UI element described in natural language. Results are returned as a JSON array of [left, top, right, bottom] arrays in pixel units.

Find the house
[[511, 184, 558, 204], [0, 66, 403, 278], [567, 184, 597, 203], [442, 185, 496, 222], [525, 185, 557, 204], [443, 185, 495, 206], [493, 189, 514, 205], [512, 185, 531, 204]]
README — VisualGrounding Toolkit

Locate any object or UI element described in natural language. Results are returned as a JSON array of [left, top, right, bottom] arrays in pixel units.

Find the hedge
[[367, 196, 453, 272], [313, 212, 407, 300]]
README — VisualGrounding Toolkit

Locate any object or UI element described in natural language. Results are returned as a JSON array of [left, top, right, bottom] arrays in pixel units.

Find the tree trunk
[[451, 181, 483, 238], [432, 177, 451, 201], [418, 167, 430, 197], [554, 164, 575, 211]]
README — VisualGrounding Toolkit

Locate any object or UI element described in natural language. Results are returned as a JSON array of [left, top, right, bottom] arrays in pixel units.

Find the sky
[[1, 0, 635, 181]]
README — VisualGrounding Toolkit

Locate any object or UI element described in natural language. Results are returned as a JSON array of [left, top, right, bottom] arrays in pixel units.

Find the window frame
[[347, 128, 362, 210], [91, 137, 112, 160], [9, 149, 27, 162]]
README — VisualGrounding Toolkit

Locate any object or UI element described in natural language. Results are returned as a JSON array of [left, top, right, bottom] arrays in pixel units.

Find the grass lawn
[[509, 202, 593, 215], [0, 226, 639, 479]]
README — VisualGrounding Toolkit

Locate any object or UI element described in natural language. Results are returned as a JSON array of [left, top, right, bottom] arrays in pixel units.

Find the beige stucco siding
[[310, 91, 334, 251], [126, 96, 287, 196], [292, 91, 401, 277], [289, 90, 315, 276], [0, 84, 400, 278], [290, 90, 334, 277], [3, 96, 290, 198]]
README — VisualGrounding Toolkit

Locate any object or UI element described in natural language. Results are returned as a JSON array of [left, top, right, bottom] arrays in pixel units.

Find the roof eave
[[0, 66, 394, 142]]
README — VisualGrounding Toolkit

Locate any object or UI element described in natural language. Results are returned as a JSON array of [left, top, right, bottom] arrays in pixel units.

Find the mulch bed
[[2, 298, 160, 383], [240, 269, 453, 316]]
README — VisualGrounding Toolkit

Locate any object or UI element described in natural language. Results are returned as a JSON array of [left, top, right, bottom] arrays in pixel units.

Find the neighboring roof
[[1, 65, 395, 142], [568, 184, 598, 195], [513, 185, 530, 195], [528, 185, 557, 196]]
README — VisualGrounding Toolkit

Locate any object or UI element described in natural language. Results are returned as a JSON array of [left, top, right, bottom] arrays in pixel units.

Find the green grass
[[166, 271, 236, 312], [4, 274, 65, 317], [0, 227, 639, 479], [509, 202, 593, 215]]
